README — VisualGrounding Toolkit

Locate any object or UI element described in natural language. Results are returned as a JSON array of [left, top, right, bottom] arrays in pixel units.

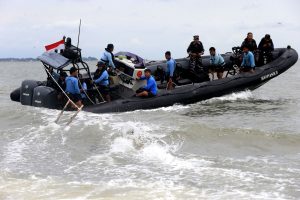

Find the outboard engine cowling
[[10, 87, 21, 102], [20, 80, 40, 105], [32, 86, 58, 109]]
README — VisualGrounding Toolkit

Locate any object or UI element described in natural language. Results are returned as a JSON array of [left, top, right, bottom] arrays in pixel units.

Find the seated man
[[240, 45, 255, 73], [58, 71, 68, 91], [209, 47, 226, 79], [165, 51, 176, 90], [136, 69, 157, 97], [93, 61, 111, 102], [56, 71, 68, 100], [258, 34, 274, 65], [65, 67, 83, 108], [78, 74, 88, 103]]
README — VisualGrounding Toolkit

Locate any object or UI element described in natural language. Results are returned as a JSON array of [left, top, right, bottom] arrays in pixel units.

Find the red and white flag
[[45, 39, 65, 52]]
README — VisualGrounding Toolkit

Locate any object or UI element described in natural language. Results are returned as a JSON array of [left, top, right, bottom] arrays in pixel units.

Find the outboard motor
[[32, 86, 58, 109], [20, 80, 40, 105], [10, 87, 21, 102]]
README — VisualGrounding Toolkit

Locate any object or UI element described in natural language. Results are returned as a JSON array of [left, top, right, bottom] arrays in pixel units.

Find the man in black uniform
[[258, 34, 274, 65], [241, 32, 257, 52], [186, 35, 209, 82]]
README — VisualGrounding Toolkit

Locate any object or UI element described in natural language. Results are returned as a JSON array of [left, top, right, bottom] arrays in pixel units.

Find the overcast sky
[[0, 0, 299, 59]]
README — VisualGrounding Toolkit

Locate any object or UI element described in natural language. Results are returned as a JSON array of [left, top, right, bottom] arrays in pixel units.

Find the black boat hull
[[83, 48, 298, 113], [10, 48, 298, 113]]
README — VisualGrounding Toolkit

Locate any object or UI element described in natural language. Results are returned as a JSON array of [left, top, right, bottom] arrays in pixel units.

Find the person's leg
[[167, 79, 174, 90], [196, 56, 202, 69], [217, 72, 223, 79], [209, 66, 215, 80], [136, 88, 146, 94], [189, 56, 196, 69], [136, 90, 148, 97], [76, 100, 83, 108], [216, 67, 224, 79]]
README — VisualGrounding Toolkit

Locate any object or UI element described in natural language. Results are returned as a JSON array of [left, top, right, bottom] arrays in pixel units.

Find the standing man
[[136, 69, 157, 97], [258, 34, 274, 52], [258, 34, 274, 65], [65, 67, 83, 108], [240, 45, 255, 73], [187, 35, 205, 71], [241, 32, 257, 52], [100, 44, 116, 71], [209, 47, 226, 79], [165, 51, 176, 90]]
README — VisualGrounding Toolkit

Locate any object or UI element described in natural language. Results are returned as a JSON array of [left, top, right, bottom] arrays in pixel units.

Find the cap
[[107, 44, 114, 49], [96, 60, 105, 66], [60, 72, 68, 78], [144, 68, 151, 73]]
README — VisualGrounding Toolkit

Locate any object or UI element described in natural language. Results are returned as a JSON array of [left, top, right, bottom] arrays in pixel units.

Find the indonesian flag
[[45, 39, 65, 52]]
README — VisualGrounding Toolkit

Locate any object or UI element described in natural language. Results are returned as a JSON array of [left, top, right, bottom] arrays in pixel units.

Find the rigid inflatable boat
[[10, 46, 298, 114]]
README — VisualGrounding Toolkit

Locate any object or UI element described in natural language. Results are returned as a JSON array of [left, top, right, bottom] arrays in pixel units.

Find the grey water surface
[[0, 61, 299, 200]]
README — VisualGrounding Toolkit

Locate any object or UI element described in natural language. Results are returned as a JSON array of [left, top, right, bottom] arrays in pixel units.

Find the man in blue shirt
[[65, 67, 83, 107], [165, 51, 176, 90], [100, 44, 116, 71], [136, 69, 157, 97], [93, 61, 111, 102], [241, 45, 255, 73], [209, 47, 226, 79]]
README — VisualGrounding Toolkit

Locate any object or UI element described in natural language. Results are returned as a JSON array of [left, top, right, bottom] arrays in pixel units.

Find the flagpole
[[77, 19, 81, 50]]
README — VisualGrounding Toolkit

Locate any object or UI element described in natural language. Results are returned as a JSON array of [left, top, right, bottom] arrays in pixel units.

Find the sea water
[[0, 61, 300, 199]]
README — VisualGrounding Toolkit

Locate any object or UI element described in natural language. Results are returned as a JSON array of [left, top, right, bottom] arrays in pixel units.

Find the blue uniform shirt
[[210, 53, 225, 66], [65, 76, 80, 94], [94, 70, 109, 86], [167, 58, 176, 77], [100, 50, 116, 69], [140, 75, 157, 95], [241, 51, 255, 68]]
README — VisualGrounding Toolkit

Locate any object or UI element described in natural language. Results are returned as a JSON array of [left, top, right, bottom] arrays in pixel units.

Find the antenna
[[76, 19, 82, 49]]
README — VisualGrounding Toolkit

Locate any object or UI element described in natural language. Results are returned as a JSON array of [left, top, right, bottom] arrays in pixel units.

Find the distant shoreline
[[0, 57, 98, 62]]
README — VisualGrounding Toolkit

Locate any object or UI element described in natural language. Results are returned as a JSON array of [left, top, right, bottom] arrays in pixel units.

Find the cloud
[[0, 0, 299, 58]]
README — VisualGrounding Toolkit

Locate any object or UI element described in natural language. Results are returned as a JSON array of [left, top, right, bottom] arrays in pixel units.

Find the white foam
[[110, 137, 135, 153], [204, 90, 254, 103]]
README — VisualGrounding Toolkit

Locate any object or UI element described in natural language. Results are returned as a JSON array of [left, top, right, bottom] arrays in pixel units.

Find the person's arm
[[241, 54, 245, 67], [94, 71, 107, 84], [270, 40, 274, 51], [241, 40, 245, 49], [167, 61, 175, 77], [253, 40, 258, 50], [148, 78, 157, 95], [250, 53, 255, 67], [73, 78, 81, 94], [82, 82, 87, 90], [138, 75, 146, 80], [258, 39, 263, 50], [199, 42, 204, 54], [187, 42, 192, 54], [107, 53, 116, 69], [219, 55, 225, 65], [145, 78, 155, 90]]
